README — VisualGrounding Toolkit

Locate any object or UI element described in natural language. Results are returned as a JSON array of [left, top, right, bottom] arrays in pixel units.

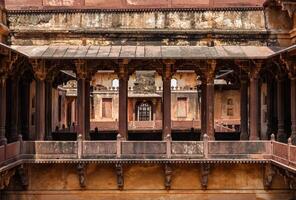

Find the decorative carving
[[199, 60, 216, 84], [249, 60, 263, 80], [263, 164, 276, 189], [200, 163, 210, 190], [133, 71, 156, 94], [75, 60, 88, 80], [280, 55, 296, 79], [77, 163, 86, 188], [0, 53, 19, 78], [274, 166, 296, 190], [162, 60, 175, 81], [17, 165, 29, 190], [281, 1, 296, 18], [0, 169, 16, 190], [30, 59, 47, 81], [118, 60, 129, 81], [116, 163, 124, 190], [164, 164, 172, 190]]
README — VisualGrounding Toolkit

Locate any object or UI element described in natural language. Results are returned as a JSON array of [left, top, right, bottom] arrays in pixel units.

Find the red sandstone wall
[[4, 0, 265, 10]]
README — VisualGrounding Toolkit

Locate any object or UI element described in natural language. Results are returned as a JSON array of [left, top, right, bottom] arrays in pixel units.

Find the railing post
[[166, 134, 172, 159], [77, 134, 82, 159], [117, 134, 122, 158], [18, 134, 23, 155], [270, 133, 275, 157], [203, 134, 209, 159], [288, 137, 292, 164]]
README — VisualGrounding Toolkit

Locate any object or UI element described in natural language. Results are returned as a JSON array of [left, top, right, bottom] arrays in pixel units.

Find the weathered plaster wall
[[7, 10, 269, 45], [3, 163, 293, 200]]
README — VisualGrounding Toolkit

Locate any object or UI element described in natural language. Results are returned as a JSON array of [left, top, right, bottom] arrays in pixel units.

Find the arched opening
[[136, 101, 153, 121], [112, 78, 119, 88]]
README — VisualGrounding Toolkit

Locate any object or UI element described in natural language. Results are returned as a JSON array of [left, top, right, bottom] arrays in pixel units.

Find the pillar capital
[[30, 59, 47, 81], [118, 61, 128, 81], [281, 56, 296, 80], [0, 53, 18, 78], [250, 60, 263, 80], [201, 59, 216, 84], [75, 60, 88, 80]]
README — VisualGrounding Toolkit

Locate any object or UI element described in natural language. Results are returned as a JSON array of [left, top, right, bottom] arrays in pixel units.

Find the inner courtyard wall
[[2, 163, 293, 200]]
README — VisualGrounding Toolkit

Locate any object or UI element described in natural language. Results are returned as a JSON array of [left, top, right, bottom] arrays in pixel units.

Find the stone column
[[291, 76, 296, 144], [240, 77, 249, 140], [249, 62, 261, 140], [162, 61, 173, 139], [276, 75, 286, 143], [118, 60, 128, 139], [201, 60, 216, 140], [45, 79, 53, 140], [10, 76, 20, 142], [200, 82, 207, 136], [19, 78, 30, 140], [266, 75, 276, 139], [0, 76, 7, 144], [35, 79, 46, 140], [32, 60, 47, 141], [203, 60, 216, 140], [76, 60, 90, 140]]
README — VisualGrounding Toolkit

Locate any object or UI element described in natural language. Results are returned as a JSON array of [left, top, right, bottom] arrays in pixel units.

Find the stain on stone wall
[[7, 10, 269, 45]]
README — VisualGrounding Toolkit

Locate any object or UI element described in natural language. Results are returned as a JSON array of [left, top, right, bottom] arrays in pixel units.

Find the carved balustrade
[[0, 135, 296, 173]]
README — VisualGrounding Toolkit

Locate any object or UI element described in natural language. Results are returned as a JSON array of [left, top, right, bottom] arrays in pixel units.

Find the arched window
[[112, 79, 119, 88], [136, 101, 152, 121], [171, 78, 177, 88]]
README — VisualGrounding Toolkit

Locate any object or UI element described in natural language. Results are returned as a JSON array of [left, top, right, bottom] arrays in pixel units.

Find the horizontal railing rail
[[0, 134, 295, 172]]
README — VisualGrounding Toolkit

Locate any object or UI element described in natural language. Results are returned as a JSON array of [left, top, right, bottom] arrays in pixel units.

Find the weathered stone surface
[[7, 10, 268, 45], [8, 11, 266, 31], [3, 163, 293, 199], [171, 141, 203, 155], [133, 71, 156, 94]]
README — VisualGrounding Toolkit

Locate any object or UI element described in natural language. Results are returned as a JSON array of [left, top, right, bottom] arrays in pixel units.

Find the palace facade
[[1, 0, 296, 199]]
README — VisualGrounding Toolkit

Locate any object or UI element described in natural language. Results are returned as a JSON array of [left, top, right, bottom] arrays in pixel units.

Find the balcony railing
[[0, 134, 296, 173]]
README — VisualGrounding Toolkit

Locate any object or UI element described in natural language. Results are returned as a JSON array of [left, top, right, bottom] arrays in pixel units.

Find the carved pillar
[[200, 82, 207, 136], [162, 61, 173, 139], [0, 75, 7, 144], [202, 60, 216, 140], [10, 76, 19, 142], [45, 79, 53, 140], [240, 77, 249, 140], [266, 75, 276, 139], [118, 60, 128, 139], [249, 62, 261, 140], [277, 75, 286, 143], [20, 78, 30, 140], [290, 76, 296, 144], [76, 60, 90, 140], [32, 60, 47, 141]]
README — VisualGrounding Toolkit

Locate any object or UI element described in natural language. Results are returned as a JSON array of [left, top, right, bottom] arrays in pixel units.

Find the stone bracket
[[116, 163, 124, 190], [0, 168, 16, 190], [77, 163, 86, 188], [281, 1, 296, 18], [164, 163, 172, 190], [200, 163, 211, 190], [274, 165, 296, 190], [263, 163, 276, 190], [16, 165, 29, 190]]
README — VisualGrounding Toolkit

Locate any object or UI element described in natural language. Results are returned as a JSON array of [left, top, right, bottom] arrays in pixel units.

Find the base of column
[[277, 131, 287, 143], [240, 132, 249, 140], [0, 136, 7, 145]]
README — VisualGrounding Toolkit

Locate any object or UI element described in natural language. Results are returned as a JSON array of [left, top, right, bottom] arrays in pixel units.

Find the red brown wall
[[5, 0, 265, 10]]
